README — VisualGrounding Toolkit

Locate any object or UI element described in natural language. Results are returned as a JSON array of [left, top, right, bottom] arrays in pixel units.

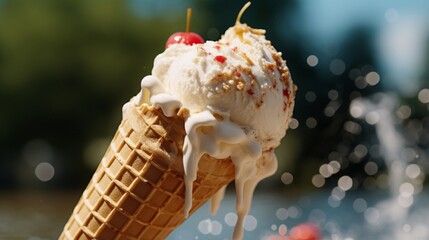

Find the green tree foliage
[[0, 0, 196, 188]]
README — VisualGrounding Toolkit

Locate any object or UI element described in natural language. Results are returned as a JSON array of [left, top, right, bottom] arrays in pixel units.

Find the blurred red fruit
[[289, 223, 321, 240]]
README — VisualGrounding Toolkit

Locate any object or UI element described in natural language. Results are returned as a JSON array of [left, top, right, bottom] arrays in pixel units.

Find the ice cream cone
[[60, 104, 235, 239]]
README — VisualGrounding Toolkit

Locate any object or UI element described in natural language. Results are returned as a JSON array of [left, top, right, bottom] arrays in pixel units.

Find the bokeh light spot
[[418, 89, 429, 103], [350, 104, 363, 118], [396, 105, 412, 119], [344, 121, 362, 135], [305, 91, 317, 102], [355, 76, 368, 89], [365, 71, 380, 86], [399, 182, 414, 197], [329, 161, 341, 174], [364, 208, 380, 223], [312, 174, 325, 188], [289, 118, 299, 129], [319, 164, 334, 178], [328, 89, 339, 100], [276, 208, 288, 221], [376, 174, 390, 189], [405, 164, 421, 179], [198, 219, 212, 235], [397, 195, 414, 208], [281, 172, 294, 185], [271, 224, 277, 231], [197, 220, 222, 235], [287, 206, 301, 219], [338, 176, 353, 191], [324, 105, 336, 117], [243, 215, 258, 231], [35, 162, 55, 182], [224, 212, 237, 227], [305, 117, 318, 128], [354, 144, 368, 158], [364, 162, 378, 175], [330, 59, 346, 75], [365, 111, 380, 125], [353, 198, 367, 213], [331, 186, 346, 200], [307, 55, 319, 67], [211, 220, 222, 235], [278, 224, 287, 236], [328, 196, 341, 208]]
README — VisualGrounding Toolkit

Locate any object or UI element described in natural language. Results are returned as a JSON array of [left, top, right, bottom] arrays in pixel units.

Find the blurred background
[[1, 0, 429, 239]]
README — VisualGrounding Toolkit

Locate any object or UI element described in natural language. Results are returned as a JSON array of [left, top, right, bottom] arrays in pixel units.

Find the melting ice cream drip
[[182, 110, 262, 217], [233, 151, 278, 240], [124, 75, 278, 239], [182, 109, 279, 240], [122, 75, 182, 118]]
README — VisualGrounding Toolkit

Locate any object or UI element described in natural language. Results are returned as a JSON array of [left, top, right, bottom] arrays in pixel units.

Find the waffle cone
[[60, 104, 235, 239]]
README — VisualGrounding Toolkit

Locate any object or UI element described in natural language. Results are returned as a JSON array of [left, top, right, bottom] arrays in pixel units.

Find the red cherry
[[289, 223, 321, 240], [165, 8, 205, 48], [165, 32, 204, 48]]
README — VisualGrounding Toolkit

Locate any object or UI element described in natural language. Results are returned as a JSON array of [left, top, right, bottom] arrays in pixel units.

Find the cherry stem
[[186, 8, 192, 33], [235, 2, 251, 25]]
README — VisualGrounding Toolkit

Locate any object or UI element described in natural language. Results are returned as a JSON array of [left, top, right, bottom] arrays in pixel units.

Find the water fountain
[[350, 93, 427, 240]]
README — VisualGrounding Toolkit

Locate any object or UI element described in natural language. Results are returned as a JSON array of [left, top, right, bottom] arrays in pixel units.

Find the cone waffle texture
[[60, 104, 235, 240]]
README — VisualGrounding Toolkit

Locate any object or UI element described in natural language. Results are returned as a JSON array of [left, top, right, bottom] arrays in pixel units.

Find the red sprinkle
[[214, 55, 227, 63], [234, 70, 241, 77], [283, 89, 290, 98], [214, 45, 221, 50], [247, 89, 255, 95]]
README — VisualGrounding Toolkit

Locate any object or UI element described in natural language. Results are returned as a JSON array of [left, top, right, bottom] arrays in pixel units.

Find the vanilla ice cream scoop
[[152, 23, 295, 151], [124, 17, 296, 240]]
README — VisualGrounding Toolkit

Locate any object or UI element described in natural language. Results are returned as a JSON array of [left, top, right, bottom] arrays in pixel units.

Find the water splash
[[351, 93, 405, 195], [350, 93, 425, 239]]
